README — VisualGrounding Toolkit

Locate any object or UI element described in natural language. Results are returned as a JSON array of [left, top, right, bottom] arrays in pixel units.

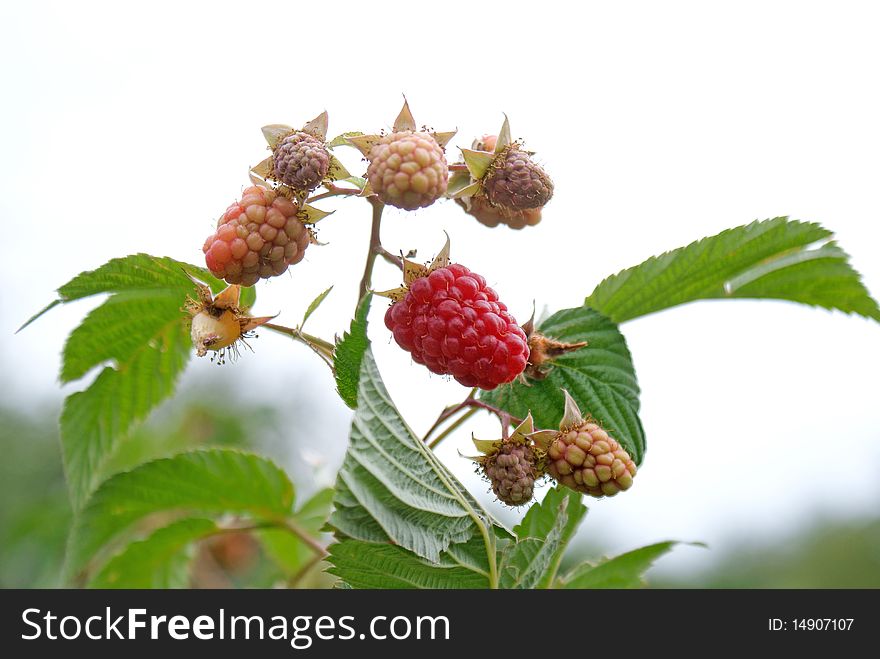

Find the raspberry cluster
[[203, 185, 310, 287], [383, 263, 528, 390]]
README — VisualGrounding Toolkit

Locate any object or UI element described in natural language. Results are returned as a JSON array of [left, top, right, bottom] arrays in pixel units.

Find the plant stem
[[423, 389, 522, 448], [357, 197, 385, 304], [262, 322, 336, 368], [427, 408, 478, 450], [306, 184, 362, 204], [287, 551, 327, 589], [281, 518, 329, 559]]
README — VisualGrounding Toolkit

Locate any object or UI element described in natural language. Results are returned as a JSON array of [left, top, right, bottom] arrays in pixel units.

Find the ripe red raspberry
[[383, 264, 528, 389], [456, 195, 543, 230], [367, 131, 448, 210], [272, 131, 330, 192], [203, 185, 310, 287], [484, 147, 553, 211], [546, 421, 637, 497], [482, 441, 539, 506]]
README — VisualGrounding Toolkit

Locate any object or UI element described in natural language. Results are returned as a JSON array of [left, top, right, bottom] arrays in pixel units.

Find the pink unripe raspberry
[[383, 263, 528, 390], [547, 422, 637, 497], [203, 186, 310, 287], [367, 131, 448, 210]]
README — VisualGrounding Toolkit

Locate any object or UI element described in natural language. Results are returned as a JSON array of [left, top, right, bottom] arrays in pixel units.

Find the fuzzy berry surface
[[384, 264, 528, 390], [203, 186, 310, 287], [547, 422, 637, 497], [483, 442, 538, 506], [273, 131, 330, 192], [484, 147, 553, 211], [367, 131, 448, 210]]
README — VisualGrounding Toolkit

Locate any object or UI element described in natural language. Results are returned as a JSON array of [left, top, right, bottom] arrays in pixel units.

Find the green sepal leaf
[[460, 148, 494, 180], [327, 131, 364, 149]]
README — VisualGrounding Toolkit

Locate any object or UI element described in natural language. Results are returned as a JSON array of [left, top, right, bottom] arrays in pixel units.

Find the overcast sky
[[2, 0, 879, 577]]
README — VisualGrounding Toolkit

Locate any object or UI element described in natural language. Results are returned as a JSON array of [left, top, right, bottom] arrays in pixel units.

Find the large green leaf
[[586, 218, 880, 324], [328, 347, 501, 587], [482, 307, 645, 464], [66, 449, 294, 580], [328, 538, 490, 589], [334, 293, 372, 409], [89, 518, 217, 589], [560, 541, 687, 589], [21, 254, 257, 511], [499, 488, 586, 589]]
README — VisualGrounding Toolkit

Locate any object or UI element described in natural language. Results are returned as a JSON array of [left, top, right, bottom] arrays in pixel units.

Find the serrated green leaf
[[66, 449, 294, 580], [61, 321, 191, 510], [499, 489, 583, 589], [513, 487, 587, 588], [560, 541, 692, 589], [482, 307, 645, 465], [328, 347, 501, 587], [89, 518, 217, 589], [260, 487, 333, 576], [32, 255, 256, 510], [586, 218, 880, 324], [327, 539, 489, 589], [301, 286, 333, 330], [333, 293, 372, 409]]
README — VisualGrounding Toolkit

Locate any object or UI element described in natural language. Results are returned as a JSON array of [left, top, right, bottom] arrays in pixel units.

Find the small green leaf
[[338, 176, 367, 191], [561, 541, 696, 589], [513, 487, 587, 588], [89, 518, 217, 589], [482, 306, 645, 464], [334, 293, 372, 409], [66, 449, 295, 580], [300, 286, 333, 330], [499, 489, 585, 589], [586, 218, 880, 324]]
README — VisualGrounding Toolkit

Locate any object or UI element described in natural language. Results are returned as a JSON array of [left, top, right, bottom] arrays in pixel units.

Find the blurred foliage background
[[3, 387, 878, 589]]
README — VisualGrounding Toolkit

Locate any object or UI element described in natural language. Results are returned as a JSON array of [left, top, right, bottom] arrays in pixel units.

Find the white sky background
[[2, 0, 879, 578]]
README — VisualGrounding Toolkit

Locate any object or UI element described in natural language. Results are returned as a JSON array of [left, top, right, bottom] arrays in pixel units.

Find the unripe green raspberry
[[484, 147, 553, 211], [367, 131, 448, 210], [482, 441, 539, 506], [273, 131, 330, 192], [546, 422, 636, 497]]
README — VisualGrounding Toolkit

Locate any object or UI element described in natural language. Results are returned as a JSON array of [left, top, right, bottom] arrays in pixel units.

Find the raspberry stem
[[306, 183, 363, 204], [357, 197, 386, 303], [423, 389, 523, 448], [262, 322, 335, 367]]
